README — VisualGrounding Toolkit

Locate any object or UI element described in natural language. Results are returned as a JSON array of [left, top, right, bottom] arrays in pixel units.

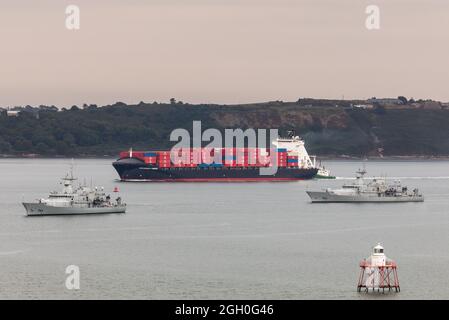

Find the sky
[[1, 0, 448, 107]]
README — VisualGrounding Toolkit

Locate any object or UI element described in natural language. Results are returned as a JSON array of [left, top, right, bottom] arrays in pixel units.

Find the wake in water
[[336, 176, 449, 180], [0, 250, 25, 256]]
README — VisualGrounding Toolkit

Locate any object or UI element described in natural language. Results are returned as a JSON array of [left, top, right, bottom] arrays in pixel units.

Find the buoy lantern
[[357, 243, 400, 293]]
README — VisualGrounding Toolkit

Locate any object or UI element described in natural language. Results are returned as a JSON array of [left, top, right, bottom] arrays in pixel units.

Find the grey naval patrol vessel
[[306, 169, 424, 203], [23, 168, 126, 216]]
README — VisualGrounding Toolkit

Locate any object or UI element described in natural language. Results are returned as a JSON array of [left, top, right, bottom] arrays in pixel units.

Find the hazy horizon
[[1, 0, 448, 107]]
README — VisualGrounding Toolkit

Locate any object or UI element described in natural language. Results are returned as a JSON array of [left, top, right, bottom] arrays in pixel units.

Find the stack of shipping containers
[[120, 148, 302, 169], [277, 148, 287, 167], [143, 152, 157, 164], [287, 154, 299, 167], [157, 151, 171, 168]]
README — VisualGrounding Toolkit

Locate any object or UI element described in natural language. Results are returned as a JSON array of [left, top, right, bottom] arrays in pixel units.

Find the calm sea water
[[0, 158, 449, 299]]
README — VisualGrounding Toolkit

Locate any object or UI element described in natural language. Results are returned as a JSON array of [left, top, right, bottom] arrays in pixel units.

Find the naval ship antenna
[[356, 164, 367, 179], [63, 159, 77, 182]]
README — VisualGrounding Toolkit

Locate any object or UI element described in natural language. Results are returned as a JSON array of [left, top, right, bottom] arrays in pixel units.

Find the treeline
[[0, 102, 219, 156], [1, 101, 449, 157]]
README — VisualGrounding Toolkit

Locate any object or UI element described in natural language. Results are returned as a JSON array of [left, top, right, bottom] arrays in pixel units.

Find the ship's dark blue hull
[[113, 158, 318, 181]]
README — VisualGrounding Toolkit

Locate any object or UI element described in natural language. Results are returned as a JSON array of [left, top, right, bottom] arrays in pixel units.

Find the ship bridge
[[272, 133, 315, 168]]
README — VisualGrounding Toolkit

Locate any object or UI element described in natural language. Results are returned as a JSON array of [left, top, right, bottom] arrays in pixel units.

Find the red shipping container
[[202, 151, 215, 164], [121, 151, 145, 159], [143, 157, 157, 164], [119, 151, 131, 158], [189, 150, 201, 164], [257, 156, 270, 165]]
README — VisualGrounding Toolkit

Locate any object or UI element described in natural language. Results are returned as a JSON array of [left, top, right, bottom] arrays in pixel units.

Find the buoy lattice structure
[[357, 243, 400, 293]]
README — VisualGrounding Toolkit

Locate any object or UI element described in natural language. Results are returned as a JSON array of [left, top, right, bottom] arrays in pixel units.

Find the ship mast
[[65, 159, 77, 181], [356, 165, 367, 179], [62, 160, 77, 186]]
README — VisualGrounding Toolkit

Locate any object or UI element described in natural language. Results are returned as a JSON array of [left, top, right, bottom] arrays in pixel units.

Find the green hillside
[[1, 101, 449, 157]]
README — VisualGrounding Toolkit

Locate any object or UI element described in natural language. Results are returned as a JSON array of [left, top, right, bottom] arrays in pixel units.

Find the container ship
[[113, 133, 322, 182]]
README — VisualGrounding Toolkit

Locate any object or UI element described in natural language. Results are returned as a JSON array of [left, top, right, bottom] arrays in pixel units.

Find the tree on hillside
[[398, 96, 408, 104]]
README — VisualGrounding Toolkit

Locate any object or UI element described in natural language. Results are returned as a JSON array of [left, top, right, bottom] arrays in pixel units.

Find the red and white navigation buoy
[[357, 243, 400, 293], [113, 186, 120, 193]]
